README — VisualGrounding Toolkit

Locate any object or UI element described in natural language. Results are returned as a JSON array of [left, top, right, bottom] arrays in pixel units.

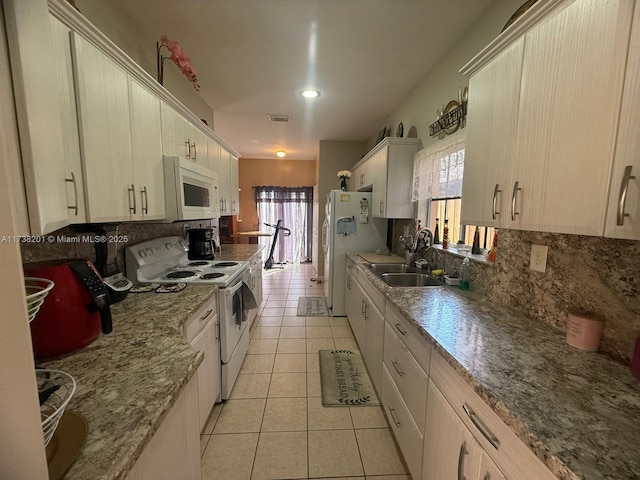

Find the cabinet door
[[49, 16, 87, 228], [229, 154, 240, 215], [423, 381, 481, 480], [511, 0, 633, 234], [605, 0, 640, 240], [190, 315, 220, 431], [217, 149, 231, 214], [124, 375, 201, 480], [72, 34, 134, 222], [187, 124, 207, 166], [370, 148, 388, 218], [348, 280, 366, 350], [479, 450, 508, 480], [345, 270, 358, 323], [160, 102, 190, 159], [363, 295, 384, 394], [461, 38, 524, 228], [129, 78, 165, 220], [205, 137, 221, 173]]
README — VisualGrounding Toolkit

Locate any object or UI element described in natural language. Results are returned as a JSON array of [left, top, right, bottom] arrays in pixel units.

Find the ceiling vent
[[268, 114, 291, 123]]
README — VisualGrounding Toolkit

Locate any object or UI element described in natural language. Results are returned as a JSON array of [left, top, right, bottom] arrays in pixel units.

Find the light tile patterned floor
[[200, 263, 411, 480]]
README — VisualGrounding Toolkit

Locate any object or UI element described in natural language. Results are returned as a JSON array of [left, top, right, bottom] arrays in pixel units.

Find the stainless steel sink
[[380, 273, 444, 287], [366, 263, 421, 274]]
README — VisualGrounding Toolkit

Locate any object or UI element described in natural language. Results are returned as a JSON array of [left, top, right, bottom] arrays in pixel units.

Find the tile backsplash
[[21, 219, 218, 275], [392, 220, 640, 361]]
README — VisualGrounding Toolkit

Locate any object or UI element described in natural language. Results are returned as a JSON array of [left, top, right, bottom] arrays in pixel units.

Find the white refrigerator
[[322, 190, 387, 316]]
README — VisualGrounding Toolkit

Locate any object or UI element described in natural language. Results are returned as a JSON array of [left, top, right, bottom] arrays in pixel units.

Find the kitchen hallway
[[200, 264, 411, 480]]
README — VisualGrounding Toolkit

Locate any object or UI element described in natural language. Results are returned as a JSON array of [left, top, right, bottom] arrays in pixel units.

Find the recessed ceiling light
[[276, 150, 286, 158], [300, 89, 320, 99]]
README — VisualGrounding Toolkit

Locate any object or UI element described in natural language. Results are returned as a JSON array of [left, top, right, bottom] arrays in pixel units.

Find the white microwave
[[163, 156, 219, 221]]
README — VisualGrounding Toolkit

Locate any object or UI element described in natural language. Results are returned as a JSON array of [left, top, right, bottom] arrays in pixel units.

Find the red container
[[25, 260, 105, 359]]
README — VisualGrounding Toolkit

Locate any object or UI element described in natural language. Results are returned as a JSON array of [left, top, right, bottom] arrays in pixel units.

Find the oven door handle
[[241, 279, 257, 323]]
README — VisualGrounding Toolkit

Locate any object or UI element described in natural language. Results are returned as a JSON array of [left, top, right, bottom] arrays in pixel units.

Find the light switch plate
[[529, 244, 548, 273]]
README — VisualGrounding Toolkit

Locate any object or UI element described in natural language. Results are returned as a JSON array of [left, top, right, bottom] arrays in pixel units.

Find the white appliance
[[125, 236, 257, 400], [163, 156, 219, 222], [322, 191, 387, 316]]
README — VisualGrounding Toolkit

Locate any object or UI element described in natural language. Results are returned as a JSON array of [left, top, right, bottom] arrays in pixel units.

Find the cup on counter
[[565, 311, 605, 352]]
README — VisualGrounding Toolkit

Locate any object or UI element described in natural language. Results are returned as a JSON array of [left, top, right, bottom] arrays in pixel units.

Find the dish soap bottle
[[458, 257, 470, 291], [442, 219, 449, 250], [471, 226, 482, 255], [433, 218, 440, 244]]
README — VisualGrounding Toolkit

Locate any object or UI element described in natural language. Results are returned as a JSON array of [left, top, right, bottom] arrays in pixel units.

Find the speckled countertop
[[347, 253, 640, 480], [40, 245, 263, 480]]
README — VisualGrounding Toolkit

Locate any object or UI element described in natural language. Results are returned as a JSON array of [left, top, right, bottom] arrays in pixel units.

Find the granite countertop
[[217, 244, 263, 261], [348, 253, 640, 480]]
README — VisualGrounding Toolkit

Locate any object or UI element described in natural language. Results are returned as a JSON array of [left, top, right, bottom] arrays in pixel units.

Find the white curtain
[[412, 130, 466, 202], [255, 186, 313, 264]]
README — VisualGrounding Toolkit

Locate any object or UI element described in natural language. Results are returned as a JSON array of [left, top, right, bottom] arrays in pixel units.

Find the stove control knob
[[165, 242, 173, 250], [139, 249, 147, 258]]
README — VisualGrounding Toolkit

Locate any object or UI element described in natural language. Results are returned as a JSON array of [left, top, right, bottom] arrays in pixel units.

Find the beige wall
[[238, 158, 316, 233], [76, 0, 214, 126]]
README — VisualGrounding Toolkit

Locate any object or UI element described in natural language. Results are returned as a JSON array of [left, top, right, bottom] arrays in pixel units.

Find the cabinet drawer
[[183, 295, 217, 342], [384, 304, 431, 373], [383, 322, 428, 433], [381, 365, 423, 480], [358, 272, 384, 313], [430, 353, 556, 480]]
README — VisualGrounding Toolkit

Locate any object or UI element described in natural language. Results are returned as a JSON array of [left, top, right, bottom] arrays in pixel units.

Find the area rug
[[296, 296, 329, 316], [318, 350, 380, 406]]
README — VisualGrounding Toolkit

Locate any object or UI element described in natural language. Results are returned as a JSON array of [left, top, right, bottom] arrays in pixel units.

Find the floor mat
[[296, 296, 329, 316], [318, 349, 380, 406]]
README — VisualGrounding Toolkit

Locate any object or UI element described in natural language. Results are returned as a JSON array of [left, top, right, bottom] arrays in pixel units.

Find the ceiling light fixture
[[276, 150, 286, 158], [300, 89, 320, 99]]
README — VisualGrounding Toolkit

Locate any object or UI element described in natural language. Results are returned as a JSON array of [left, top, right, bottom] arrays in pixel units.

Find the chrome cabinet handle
[[361, 298, 366, 315], [484, 474, 491, 480], [232, 200, 236, 212], [185, 139, 191, 159], [492, 183, 502, 220], [388, 407, 401, 427], [346, 275, 351, 289], [200, 309, 213, 322], [463, 403, 500, 449], [141, 186, 149, 214], [128, 184, 136, 214], [617, 166, 635, 225], [394, 322, 406, 336], [364, 302, 368, 320], [192, 142, 197, 161], [65, 172, 79, 215], [379, 201, 384, 215], [457, 442, 468, 480], [510, 181, 521, 221], [391, 360, 404, 377]]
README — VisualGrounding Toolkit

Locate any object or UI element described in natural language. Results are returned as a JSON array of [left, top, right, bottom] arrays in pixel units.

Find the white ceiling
[[113, 0, 497, 160]]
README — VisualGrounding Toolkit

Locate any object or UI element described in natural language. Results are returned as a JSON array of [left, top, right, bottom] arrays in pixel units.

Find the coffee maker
[[187, 227, 216, 260]]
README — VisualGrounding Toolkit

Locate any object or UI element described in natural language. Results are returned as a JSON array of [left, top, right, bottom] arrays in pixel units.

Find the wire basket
[[25, 277, 54, 323], [37, 369, 76, 446]]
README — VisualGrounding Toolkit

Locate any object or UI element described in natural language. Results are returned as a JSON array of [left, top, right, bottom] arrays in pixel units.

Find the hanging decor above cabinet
[[428, 87, 468, 137], [157, 34, 200, 91]]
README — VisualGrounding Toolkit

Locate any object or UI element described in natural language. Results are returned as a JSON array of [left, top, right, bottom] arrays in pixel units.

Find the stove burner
[[188, 261, 210, 267], [200, 272, 225, 280], [164, 271, 197, 279], [214, 262, 238, 268]]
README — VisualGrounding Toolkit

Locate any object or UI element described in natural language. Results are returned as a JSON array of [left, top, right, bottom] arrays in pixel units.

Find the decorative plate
[[442, 100, 461, 135], [396, 122, 404, 137], [502, 0, 539, 32]]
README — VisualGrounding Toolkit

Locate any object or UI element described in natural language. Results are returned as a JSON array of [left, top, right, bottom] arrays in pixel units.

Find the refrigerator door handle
[[322, 218, 329, 253]]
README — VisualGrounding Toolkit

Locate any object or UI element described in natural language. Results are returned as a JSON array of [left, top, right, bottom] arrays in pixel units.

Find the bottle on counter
[[442, 219, 449, 249], [458, 257, 470, 290], [487, 229, 499, 263], [433, 218, 440, 244], [471, 226, 482, 255]]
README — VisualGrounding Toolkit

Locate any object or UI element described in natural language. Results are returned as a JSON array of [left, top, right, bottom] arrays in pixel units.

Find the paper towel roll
[[565, 311, 605, 352]]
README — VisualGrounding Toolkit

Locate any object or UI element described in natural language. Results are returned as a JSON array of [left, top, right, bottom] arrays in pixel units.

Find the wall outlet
[[529, 244, 548, 273]]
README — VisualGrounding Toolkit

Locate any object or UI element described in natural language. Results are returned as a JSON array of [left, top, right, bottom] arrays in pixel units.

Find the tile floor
[[200, 263, 411, 480]]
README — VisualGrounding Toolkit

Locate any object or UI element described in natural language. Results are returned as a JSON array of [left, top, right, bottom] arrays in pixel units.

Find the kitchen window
[[412, 131, 494, 249]]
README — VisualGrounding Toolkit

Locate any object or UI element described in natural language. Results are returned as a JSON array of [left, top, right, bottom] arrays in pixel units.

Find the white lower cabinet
[[124, 374, 201, 480], [183, 296, 221, 431], [381, 365, 424, 480]]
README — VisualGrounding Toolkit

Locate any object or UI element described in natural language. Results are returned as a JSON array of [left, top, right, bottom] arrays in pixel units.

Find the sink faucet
[[412, 228, 433, 252]]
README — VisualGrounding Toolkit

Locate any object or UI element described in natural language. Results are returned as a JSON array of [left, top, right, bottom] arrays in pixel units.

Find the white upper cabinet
[[605, 0, 640, 240], [353, 138, 420, 219], [4, 2, 87, 235], [129, 78, 165, 220], [460, 38, 524, 228], [187, 123, 207, 167], [161, 102, 191, 161], [461, 0, 635, 236], [215, 148, 240, 216], [72, 33, 135, 222]]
